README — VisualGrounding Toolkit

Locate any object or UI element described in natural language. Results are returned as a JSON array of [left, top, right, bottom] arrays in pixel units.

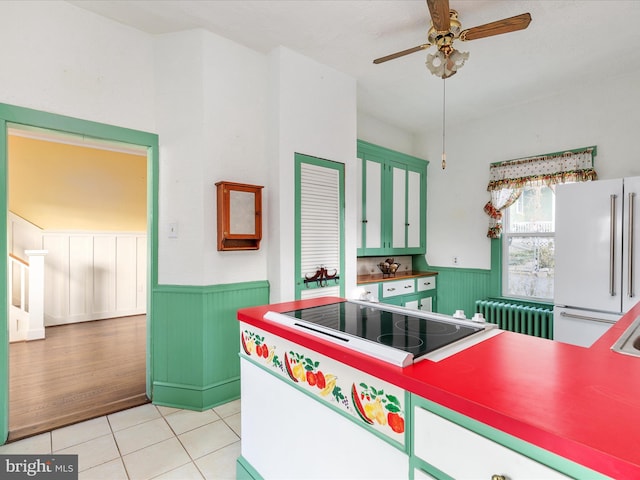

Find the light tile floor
[[0, 399, 241, 480]]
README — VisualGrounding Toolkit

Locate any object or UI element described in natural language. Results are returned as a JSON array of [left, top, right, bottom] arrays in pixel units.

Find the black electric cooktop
[[280, 301, 482, 360]]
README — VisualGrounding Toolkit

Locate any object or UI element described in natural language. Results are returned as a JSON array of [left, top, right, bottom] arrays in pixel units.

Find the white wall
[[357, 112, 416, 156], [0, 3, 273, 288], [154, 29, 269, 285], [0, 1, 155, 132], [0, 2, 358, 294], [416, 68, 640, 270], [202, 31, 270, 285], [268, 47, 357, 302]]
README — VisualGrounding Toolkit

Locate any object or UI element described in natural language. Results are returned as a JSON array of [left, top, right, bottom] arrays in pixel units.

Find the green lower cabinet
[[410, 396, 608, 479]]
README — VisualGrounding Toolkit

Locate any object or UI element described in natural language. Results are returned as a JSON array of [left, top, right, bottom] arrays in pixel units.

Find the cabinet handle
[[404, 285, 412, 289], [362, 219, 368, 223], [423, 281, 431, 286], [387, 288, 395, 292]]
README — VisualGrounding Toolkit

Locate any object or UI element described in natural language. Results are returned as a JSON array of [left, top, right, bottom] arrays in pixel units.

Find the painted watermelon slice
[[351, 383, 374, 425], [241, 332, 251, 355], [284, 352, 298, 383]]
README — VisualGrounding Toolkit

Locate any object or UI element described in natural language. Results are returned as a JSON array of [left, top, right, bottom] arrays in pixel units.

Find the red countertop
[[237, 297, 640, 478]]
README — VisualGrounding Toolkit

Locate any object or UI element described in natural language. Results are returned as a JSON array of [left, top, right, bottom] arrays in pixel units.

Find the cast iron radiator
[[475, 300, 553, 339]]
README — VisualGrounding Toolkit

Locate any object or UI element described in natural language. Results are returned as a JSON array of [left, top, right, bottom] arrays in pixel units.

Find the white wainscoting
[[42, 233, 146, 325], [9, 212, 147, 326]]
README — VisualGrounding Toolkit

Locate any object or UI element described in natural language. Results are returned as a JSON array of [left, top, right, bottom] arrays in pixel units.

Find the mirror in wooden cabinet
[[215, 181, 263, 251]]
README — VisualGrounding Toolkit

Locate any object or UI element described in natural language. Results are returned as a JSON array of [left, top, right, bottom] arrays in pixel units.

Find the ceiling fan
[[373, 0, 532, 79]]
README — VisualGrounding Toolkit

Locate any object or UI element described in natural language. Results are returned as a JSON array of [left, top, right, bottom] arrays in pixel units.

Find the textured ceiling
[[67, 1, 640, 134]]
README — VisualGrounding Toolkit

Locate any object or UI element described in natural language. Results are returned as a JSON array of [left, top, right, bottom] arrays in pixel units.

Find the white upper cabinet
[[357, 141, 428, 256]]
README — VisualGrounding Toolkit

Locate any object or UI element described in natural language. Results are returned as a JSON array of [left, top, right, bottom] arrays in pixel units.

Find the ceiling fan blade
[[426, 0, 450, 32], [373, 44, 431, 64], [459, 13, 531, 41]]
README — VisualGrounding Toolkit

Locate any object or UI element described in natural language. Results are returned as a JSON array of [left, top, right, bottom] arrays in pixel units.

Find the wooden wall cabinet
[[215, 181, 263, 251]]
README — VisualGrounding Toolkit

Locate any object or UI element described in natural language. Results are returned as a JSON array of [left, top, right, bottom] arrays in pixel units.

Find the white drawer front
[[417, 276, 436, 292], [414, 407, 569, 479], [382, 279, 414, 298], [359, 283, 380, 298]]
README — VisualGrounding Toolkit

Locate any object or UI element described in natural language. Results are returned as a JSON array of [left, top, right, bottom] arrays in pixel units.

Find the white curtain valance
[[484, 146, 597, 238], [487, 146, 597, 192]]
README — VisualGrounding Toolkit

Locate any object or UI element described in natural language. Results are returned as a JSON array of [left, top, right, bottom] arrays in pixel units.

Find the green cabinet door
[[357, 140, 428, 256]]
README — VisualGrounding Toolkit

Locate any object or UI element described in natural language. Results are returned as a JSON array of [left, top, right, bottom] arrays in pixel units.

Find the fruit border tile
[[240, 323, 406, 445]]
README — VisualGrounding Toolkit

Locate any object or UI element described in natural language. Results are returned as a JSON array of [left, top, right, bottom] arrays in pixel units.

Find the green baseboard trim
[[236, 456, 263, 480], [152, 377, 240, 411]]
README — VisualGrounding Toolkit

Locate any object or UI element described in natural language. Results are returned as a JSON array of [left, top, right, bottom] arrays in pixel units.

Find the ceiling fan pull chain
[[442, 78, 447, 170]]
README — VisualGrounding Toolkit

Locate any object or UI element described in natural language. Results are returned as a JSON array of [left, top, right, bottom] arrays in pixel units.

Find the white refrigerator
[[554, 176, 640, 346]]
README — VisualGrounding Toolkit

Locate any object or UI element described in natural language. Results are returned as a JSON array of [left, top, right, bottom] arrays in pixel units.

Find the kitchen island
[[236, 297, 640, 479]]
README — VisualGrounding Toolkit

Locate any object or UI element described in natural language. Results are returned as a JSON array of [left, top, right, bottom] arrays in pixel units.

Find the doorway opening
[[7, 126, 149, 440], [0, 104, 158, 444]]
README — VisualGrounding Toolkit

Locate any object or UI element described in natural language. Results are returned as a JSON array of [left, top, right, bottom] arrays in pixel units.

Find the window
[[502, 185, 555, 301], [484, 146, 597, 302]]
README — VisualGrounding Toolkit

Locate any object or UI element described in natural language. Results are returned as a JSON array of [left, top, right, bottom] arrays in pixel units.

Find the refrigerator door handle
[[610, 194, 617, 296], [559, 311, 618, 325]]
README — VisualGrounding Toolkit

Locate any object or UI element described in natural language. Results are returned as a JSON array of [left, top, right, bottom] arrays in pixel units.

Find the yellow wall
[[8, 136, 147, 231]]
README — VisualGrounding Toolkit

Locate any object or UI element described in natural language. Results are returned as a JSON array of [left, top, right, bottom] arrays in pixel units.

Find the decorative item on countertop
[[304, 266, 340, 288], [378, 258, 400, 278], [453, 309, 466, 319]]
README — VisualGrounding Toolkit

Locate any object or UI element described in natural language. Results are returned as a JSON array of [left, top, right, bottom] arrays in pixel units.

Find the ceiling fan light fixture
[[425, 48, 469, 79]]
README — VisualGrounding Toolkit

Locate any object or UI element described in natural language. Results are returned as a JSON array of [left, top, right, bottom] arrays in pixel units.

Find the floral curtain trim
[[487, 147, 596, 192], [487, 168, 597, 192], [484, 147, 597, 238]]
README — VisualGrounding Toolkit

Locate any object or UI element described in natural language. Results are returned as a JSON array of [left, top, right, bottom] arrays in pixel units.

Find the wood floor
[[8, 315, 148, 442]]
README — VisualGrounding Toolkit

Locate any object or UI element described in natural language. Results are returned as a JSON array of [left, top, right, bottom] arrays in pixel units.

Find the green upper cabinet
[[357, 140, 428, 256]]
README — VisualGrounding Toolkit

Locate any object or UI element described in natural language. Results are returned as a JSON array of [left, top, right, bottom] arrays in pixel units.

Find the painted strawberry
[[306, 371, 317, 386], [316, 370, 326, 390], [387, 412, 405, 433], [256, 344, 263, 357]]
